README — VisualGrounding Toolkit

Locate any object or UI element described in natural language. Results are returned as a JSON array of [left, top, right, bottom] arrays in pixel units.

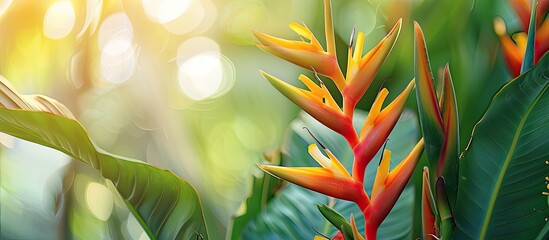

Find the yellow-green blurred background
[[0, 0, 523, 239]]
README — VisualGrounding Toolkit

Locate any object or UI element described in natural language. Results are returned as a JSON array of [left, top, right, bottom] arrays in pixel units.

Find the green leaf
[[227, 152, 283, 240], [454, 53, 549, 239], [241, 110, 419, 239], [0, 77, 209, 239], [535, 221, 549, 240], [317, 204, 354, 240]]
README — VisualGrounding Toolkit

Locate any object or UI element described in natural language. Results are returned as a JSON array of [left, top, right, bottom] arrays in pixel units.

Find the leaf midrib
[[479, 83, 548, 239]]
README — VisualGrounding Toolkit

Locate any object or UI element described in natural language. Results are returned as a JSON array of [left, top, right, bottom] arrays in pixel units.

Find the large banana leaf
[[0, 76, 208, 239], [454, 54, 549, 239], [241, 110, 420, 239]]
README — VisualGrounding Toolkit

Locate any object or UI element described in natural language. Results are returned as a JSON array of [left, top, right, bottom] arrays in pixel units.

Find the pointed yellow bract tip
[[372, 149, 392, 200], [493, 17, 507, 36]]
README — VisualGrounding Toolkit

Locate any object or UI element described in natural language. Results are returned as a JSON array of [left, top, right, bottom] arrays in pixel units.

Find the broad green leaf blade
[[242, 110, 419, 239], [455, 54, 549, 239], [0, 77, 208, 239], [413, 22, 444, 166], [227, 152, 283, 240]]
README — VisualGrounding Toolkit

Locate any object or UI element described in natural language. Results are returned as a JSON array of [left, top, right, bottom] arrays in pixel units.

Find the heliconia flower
[[421, 167, 439, 240], [342, 19, 402, 114], [258, 143, 366, 204], [253, 0, 346, 91], [260, 71, 358, 145], [363, 139, 424, 239], [509, 0, 549, 31], [349, 215, 365, 240], [494, 0, 549, 76], [352, 79, 415, 183], [414, 22, 460, 205], [494, 17, 526, 77]]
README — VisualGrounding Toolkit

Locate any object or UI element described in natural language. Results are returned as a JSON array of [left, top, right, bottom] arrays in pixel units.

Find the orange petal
[[258, 164, 361, 202], [352, 79, 414, 183], [261, 71, 357, 145], [371, 149, 392, 200], [494, 17, 523, 76], [343, 19, 402, 110], [367, 139, 424, 229]]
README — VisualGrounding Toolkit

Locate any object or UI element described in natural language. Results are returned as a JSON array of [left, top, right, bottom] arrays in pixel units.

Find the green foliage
[[240, 110, 419, 239], [317, 204, 354, 240], [521, 0, 537, 73], [227, 152, 283, 240], [454, 54, 549, 239], [0, 79, 209, 239]]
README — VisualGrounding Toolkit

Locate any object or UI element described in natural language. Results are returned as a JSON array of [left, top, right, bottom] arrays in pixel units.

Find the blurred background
[[0, 0, 524, 239]]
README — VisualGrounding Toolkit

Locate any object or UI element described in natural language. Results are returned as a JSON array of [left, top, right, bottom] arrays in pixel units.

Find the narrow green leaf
[[436, 177, 454, 239], [317, 204, 353, 240], [413, 22, 444, 166], [0, 76, 209, 239], [455, 54, 549, 239], [535, 221, 549, 240], [520, 0, 538, 73]]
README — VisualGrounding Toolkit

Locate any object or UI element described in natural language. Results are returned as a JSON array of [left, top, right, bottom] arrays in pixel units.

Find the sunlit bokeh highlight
[[43, 0, 75, 39], [85, 182, 114, 221], [176, 37, 235, 101], [98, 12, 136, 84], [0, 0, 12, 17], [141, 0, 191, 24], [162, 0, 216, 35]]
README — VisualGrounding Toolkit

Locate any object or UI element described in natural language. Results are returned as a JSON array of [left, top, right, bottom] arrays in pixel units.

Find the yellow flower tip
[[308, 143, 351, 178], [289, 22, 314, 40], [414, 21, 426, 43], [493, 17, 507, 37], [252, 30, 272, 45], [386, 138, 424, 185], [372, 149, 392, 200], [350, 215, 365, 240], [360, 88, 388, 137], [308, 143, 331, 169], [389, 17, 403, 38], [323, 0, 336, 55], [375, 78, 414, 124], [512, 32, 527, 51]]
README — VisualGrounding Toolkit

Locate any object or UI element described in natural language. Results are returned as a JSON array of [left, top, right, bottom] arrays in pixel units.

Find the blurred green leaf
[[227, 152, 283, 240], [454, 54, 549, 239], [241, 110, 419, 239], [0, 77, 209, 240]]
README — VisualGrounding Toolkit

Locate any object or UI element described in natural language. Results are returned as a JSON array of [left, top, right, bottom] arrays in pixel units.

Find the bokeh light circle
[[176, 37, 235, 101], [85, 182, 114, 221], [141, 0, 191, 24], [98, 13, 137, 84], [43, 0, 76, 39]]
